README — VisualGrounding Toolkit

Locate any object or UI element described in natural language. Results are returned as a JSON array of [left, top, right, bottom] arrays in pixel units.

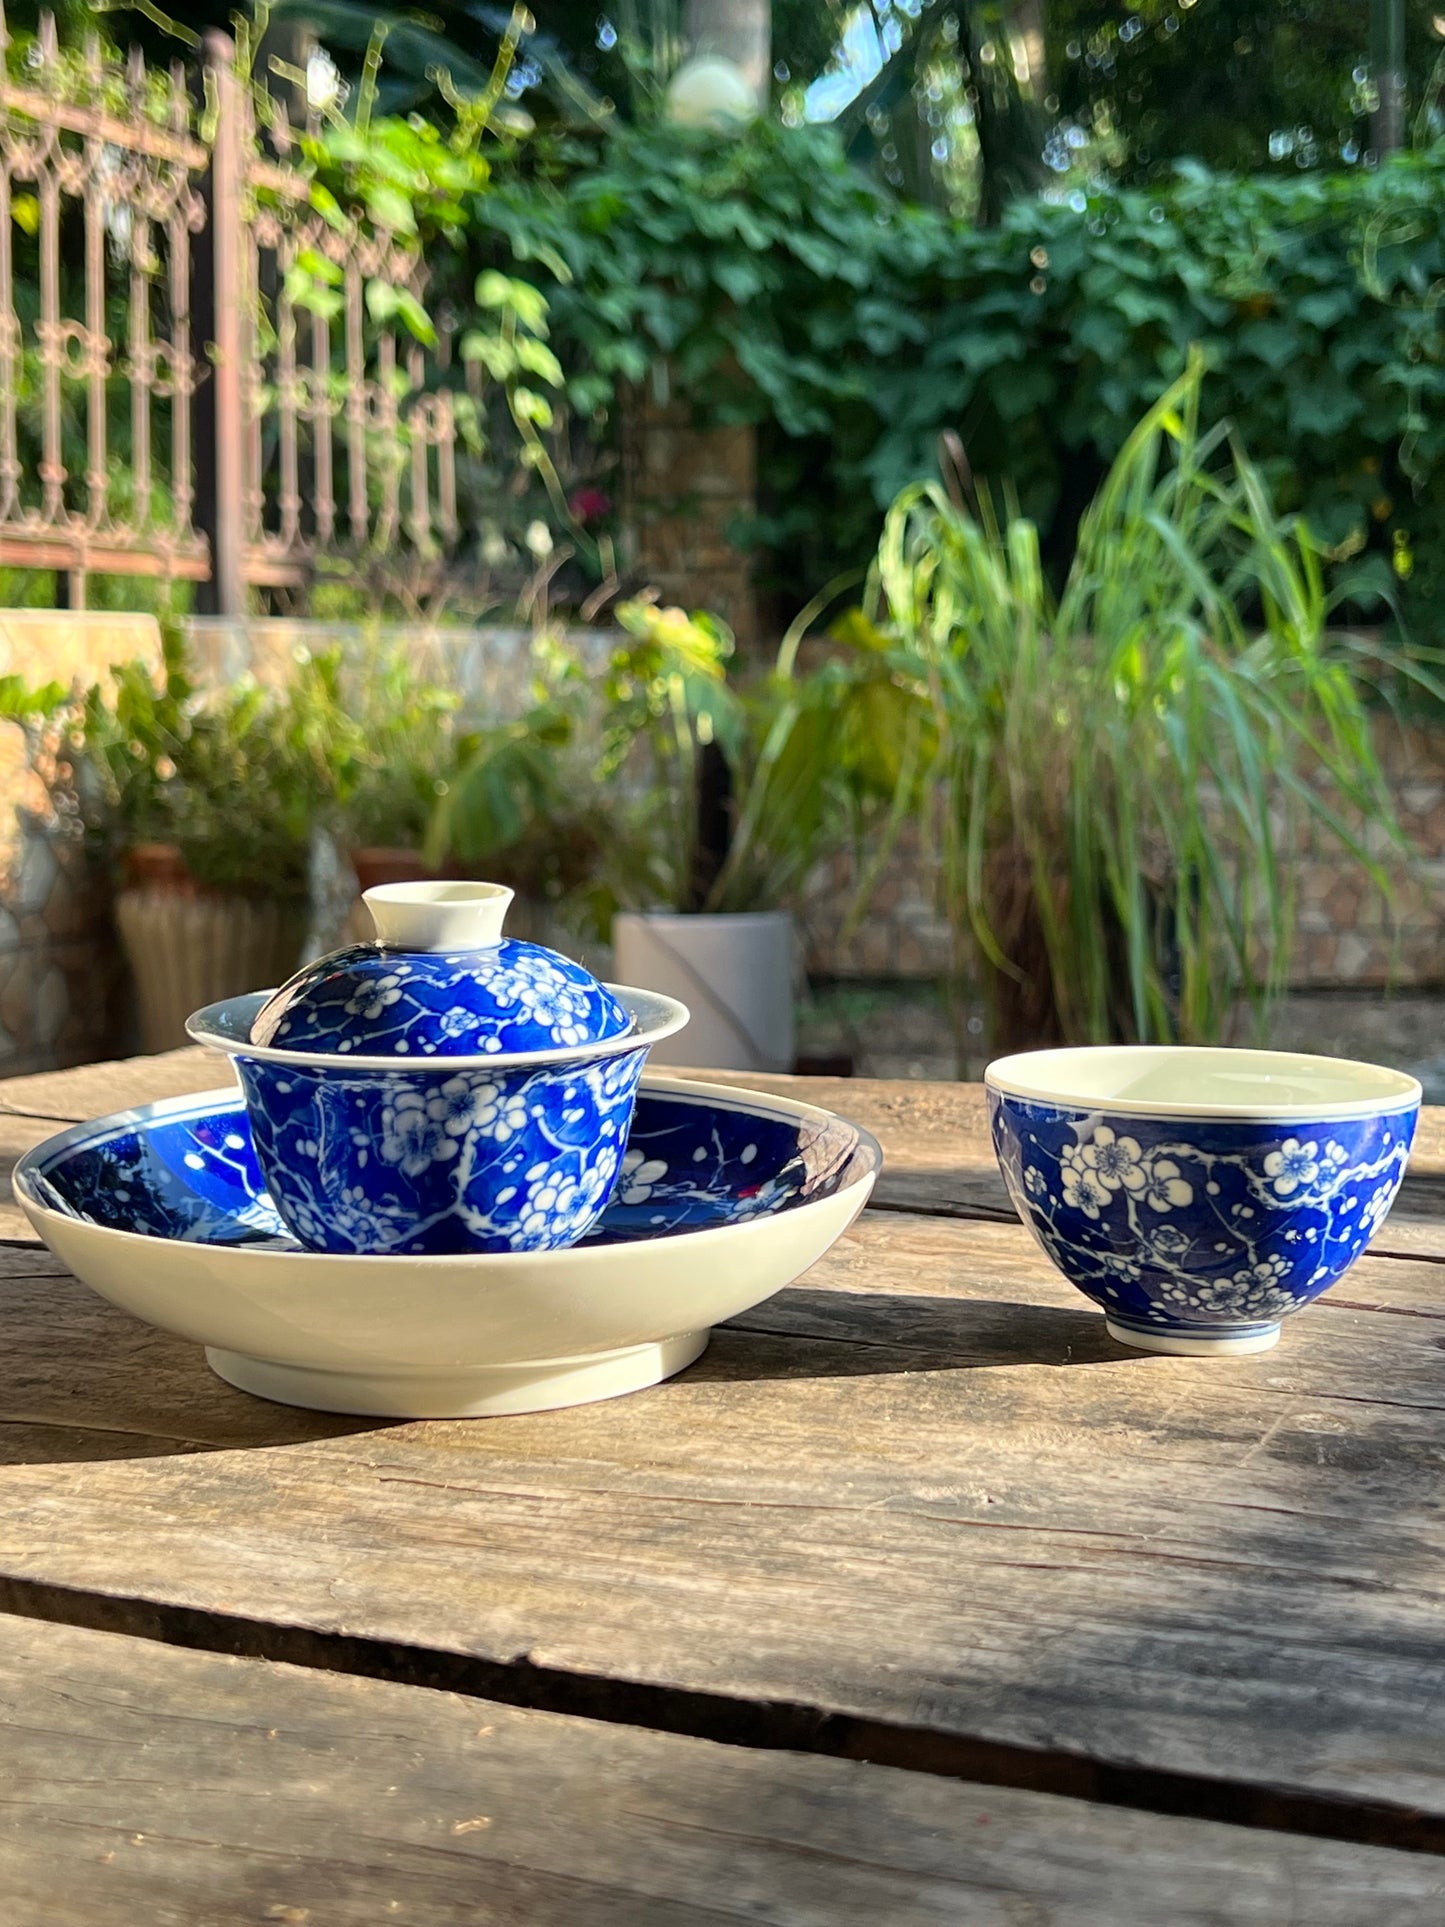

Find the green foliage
[[0, 629, 324, 902], [598, 599, 743, 914], [861, 356, 1420, 1047], [482, 124, 1445, 647], [428, 603, 741, 920], [289, 643, 462, 851], [423, 638, 587, 902], [428, 595, 903, 924], [853, 151, 1445, 641], [1048, 0, 1445, 183], [703, 596, 927, 917]]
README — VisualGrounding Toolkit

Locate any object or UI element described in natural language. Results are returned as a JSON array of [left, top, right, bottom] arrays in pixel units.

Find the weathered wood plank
[[5, 1615, 1442, 1926], [0, 1115, 67, 1242], [0, 1249, 378, 1460], [4, 1211, 1445, 1837], [0, 1047, 227, 1123]]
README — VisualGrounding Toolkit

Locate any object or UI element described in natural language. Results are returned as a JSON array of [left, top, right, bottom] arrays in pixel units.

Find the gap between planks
[[0, 1570, 1442, 1862]]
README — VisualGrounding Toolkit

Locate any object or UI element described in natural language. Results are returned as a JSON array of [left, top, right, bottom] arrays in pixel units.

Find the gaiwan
[[187, 882, 688, 1256]]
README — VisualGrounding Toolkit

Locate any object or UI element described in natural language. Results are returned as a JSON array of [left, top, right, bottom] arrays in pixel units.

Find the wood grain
[[9, 1052, 1445, 1849], [0, 1115, 69, 1243], [5, 1615, 1443, 1927], [4, 1210, 1445, 1838], [0, 1048, 229, 1123]]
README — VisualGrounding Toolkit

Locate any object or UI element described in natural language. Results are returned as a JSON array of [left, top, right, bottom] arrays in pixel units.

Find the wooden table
[[4, 1051, 1445, 1923]]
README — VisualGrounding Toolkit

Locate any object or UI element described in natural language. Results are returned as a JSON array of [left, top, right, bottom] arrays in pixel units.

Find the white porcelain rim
[[186, 984, 687, 1073], [985, 1044, 1422, 1122], [14, 1072, 882, 1267]]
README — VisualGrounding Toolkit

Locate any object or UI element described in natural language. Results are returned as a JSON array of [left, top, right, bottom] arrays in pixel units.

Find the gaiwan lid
[[249, 882, 632, 1059]]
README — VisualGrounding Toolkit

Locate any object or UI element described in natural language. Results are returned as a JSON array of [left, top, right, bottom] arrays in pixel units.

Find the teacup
[[987, 1045, 1420, 1353]]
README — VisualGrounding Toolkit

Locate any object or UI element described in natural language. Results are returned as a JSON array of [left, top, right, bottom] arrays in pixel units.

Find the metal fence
[[0, 6, 467, 611]]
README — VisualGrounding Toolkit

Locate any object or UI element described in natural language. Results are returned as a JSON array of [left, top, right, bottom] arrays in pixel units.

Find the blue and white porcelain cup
[[987, 1046, 1421, 1354], [188, 881, 689, 1257]]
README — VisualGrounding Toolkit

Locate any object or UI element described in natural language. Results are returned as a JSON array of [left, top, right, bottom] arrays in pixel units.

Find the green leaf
[[393, 289, 435, 346], [514, 336, 564, 386], [307, 183, 351, 236], [459, 330, 516, 379], [512, 388, 554, 428], [474, 271, 550, 332], [363, 183, 417, 237]]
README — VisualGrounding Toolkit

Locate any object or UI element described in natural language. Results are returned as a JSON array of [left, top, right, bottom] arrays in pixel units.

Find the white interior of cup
[[985, 1045, 1421, 1120]]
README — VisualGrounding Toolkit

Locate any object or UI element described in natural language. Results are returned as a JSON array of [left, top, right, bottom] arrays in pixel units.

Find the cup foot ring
[[1104, 1317, 1281, 1357]]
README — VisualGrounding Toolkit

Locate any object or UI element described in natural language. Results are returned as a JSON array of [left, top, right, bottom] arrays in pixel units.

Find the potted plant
[[422, 636, 607, 951], [2, 629, 319, 1053], [291, 643, 465, 922], [602, 600, 914, 1072], [427, 602, 909, 1071], [861, 354, 1418, 1056]]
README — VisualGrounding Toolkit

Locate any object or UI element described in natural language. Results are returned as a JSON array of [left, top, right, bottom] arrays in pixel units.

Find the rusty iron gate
[[0, 6, 464, 611]]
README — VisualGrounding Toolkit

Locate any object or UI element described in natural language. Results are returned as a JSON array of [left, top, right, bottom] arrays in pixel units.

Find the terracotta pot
[[114, 844, 306, 1054], [123, 841, 204, 896]]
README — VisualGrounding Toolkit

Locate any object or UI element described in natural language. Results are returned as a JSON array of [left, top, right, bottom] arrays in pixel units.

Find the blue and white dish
[[988, 1045, 1420, 1354], [187, 882, 688, 1257], [15, 1077, 881, 1417], [251, 882, 631, 1057]]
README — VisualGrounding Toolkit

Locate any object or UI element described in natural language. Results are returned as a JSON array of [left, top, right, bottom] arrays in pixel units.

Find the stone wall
[[620, 381, 758, 648], [1290, 724, 1445, 987], [800, 820, 951, 981]]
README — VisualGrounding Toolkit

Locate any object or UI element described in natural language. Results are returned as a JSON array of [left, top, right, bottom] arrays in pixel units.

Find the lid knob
[[364, 881, 513, 953]]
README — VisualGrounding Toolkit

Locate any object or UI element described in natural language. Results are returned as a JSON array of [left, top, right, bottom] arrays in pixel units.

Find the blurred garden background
[[2, 0, 1445, 1084]]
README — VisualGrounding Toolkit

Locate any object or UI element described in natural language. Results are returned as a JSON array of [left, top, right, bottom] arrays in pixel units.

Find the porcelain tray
[[15, 1075, 880, 1417]]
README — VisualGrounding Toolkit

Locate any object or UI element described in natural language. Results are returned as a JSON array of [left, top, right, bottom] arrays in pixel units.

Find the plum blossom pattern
[[1264, 1137, 1321, 1197], [251, 938, 632, 1058], [237, 1048, 649, 1255], [31, 1088, 871, 1254], [1061, 1130, 1192, 1222], [989, 1090, 1416, 1343], [1158, 1256, 1296, 1322], [1082, 1127, 1147, 1195], [381, 1091, 458, 1176], [1143, 1159, 1192, 1211], [619, 1150, 669, 1205], [1060, 1145, 1110, 1220]]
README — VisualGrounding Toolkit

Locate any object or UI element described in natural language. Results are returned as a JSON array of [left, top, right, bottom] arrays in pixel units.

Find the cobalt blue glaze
[[29, 1088, 863, 1251], [250, 938, 632, 1058], [236, 1048, 647, 1254], [989, 1091, 1417, 1342]]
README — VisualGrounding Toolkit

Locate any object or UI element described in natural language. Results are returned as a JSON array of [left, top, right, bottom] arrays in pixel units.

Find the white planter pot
[[116, 890, 306, 1055], [612, 910, 796, 1072]]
